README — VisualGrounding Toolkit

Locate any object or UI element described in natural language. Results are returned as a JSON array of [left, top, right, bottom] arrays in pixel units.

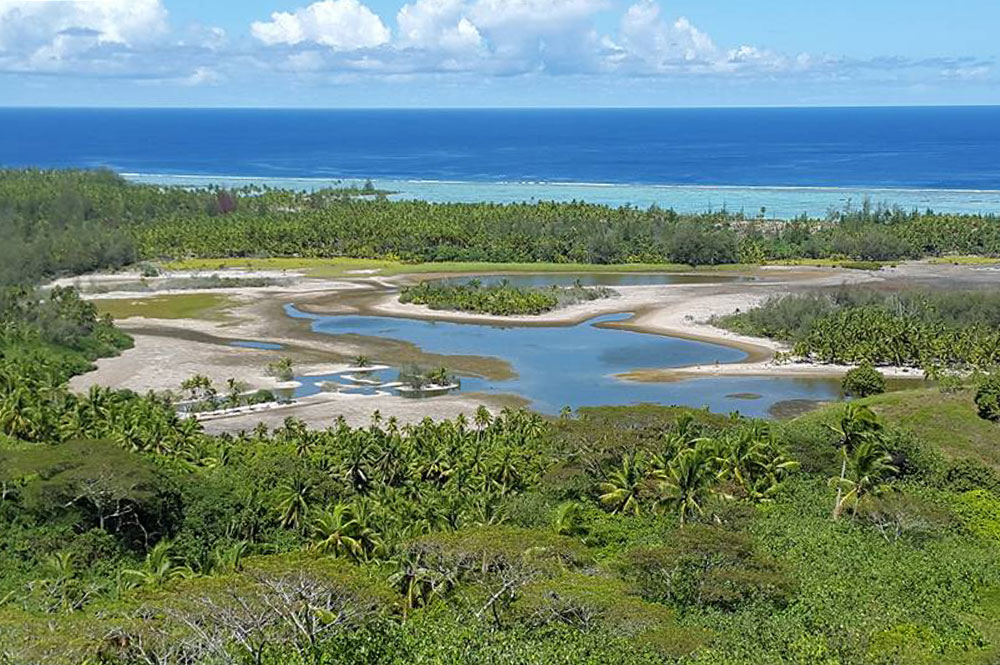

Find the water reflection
[[286, 306, 842, 417]]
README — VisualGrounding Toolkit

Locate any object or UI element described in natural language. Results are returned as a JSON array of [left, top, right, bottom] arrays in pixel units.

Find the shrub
[[974, 372, 1000, 422], [514, 573, 710, 658], [949, 490, 1000, 541], [619, 525, 795, 611], [137, 262, 160, 278], [666, 223, 739, 266], [265, 357, 294, 382], [842, 364, 886, 398], [943, 458, 1000, 494], [248, 389, 277, 405]]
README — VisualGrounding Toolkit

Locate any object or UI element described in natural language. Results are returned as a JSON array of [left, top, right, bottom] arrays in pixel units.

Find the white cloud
[[466, 0, 605, 31], [0, 0, 236, 82], [611, 1, 717, 72], [397, 0, 482, 52], [181, 66, 222, 86], [0, 0, 168, 59], [2, 0, 993, 98], [251, 0, 391, 50]]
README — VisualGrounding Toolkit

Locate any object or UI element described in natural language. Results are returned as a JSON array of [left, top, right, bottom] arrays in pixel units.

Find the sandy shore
[[67, 261, 998, 430]]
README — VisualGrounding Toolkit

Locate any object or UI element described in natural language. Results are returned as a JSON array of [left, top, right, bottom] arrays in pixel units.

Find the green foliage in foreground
[[3, 374, 1000, 663], [399, 279, 615, 316], [717, 288, 1000, 372]]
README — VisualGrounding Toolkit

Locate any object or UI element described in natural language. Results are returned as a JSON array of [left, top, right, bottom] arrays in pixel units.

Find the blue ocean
[[3, 107, 1000, 216]]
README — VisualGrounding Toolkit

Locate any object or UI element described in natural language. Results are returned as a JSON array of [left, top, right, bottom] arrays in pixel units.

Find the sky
[[1, 0, 998, 107]]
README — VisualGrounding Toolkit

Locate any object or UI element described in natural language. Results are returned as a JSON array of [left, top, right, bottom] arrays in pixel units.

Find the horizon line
[[2, 103, 1000, 111]]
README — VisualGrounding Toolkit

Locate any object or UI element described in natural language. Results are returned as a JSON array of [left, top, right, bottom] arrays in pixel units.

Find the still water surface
[[435, 273, 747, 288], [286, 306, 841, 417]]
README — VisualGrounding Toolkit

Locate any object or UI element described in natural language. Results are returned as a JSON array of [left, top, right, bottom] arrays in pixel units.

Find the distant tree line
[[5, 169, 1000, 288]]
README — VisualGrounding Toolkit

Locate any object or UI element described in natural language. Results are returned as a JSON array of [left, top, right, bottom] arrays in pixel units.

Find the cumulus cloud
[[0, 0, 168, 72], [0, 0, 168, 51], [2, 0, 993, 96], [251, 0, 391, 50], [607, 1, 718, 73], [239, 0, 997, 89], [0, 0, 236, 81], [396, 0, 483, 52]]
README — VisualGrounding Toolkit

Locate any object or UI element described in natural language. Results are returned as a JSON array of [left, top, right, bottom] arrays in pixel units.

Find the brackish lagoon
[[435, 273, 748, 288], [285, 306, 842, 418]]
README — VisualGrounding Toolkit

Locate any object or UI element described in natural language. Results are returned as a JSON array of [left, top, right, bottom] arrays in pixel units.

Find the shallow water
[[286, 306, 842, 417], [435, 273, 746, 288], [229, 340, 284, 350], [125, 174, 1000, 218]]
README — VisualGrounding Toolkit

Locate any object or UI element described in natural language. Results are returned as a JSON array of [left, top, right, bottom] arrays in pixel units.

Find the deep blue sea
[[4, 107, 1000, 216]]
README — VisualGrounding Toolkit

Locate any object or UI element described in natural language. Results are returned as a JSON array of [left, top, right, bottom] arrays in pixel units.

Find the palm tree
[[311, 504, 363, 559], [209, 540, 248, 574], [828, 404, 881, 519], [830, 440, 898, 519], [122, 540, 193, 588], [657, 445, 715, 526], [553, 501, 585, 537], [474, 405, 493, 437], [598, 452, 647, 516], [276, 477, 313, 531], [716, 423, 799, 502], [387, 551, 449, 620]]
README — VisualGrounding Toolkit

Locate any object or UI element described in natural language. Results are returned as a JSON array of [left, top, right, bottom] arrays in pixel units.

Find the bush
[[974, 373, 1000, 422], [265, 357, 294, 382], [943, 458, 1000, 495], [666, 223, 739, 266], [248, 389, 277, 405], [137, 262, 160, 278], [842, 364, 887, 398], [950, 490, 1000, 541], [514, 573, 709, 658], [619, 525, 795, 611]]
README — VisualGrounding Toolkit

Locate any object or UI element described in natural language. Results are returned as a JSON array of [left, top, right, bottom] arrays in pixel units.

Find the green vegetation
[[717, 288, 1000, 372], [7, 170, 1000, 285], [95, 292, 233, 320], [842, 363, 887, 397], [397, 364, 458, 391], [76, 273, 281, 295], [266, 357, 295, 382], [5, 294, 1000, 663], [399, 279, 616, 316], [176, 374, 277, 413], [4, 168, 1000, 663], [400, 279, 559, 315], [131, 196, 1000, 267], [975, 372, 1000, 422]]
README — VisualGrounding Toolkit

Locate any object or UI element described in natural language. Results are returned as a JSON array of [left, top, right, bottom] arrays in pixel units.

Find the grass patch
[[791, 387, 1000, 471], [96, 293, 233, 321], [927, 255, 1000, 265], [766, 258, 893, 270]]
